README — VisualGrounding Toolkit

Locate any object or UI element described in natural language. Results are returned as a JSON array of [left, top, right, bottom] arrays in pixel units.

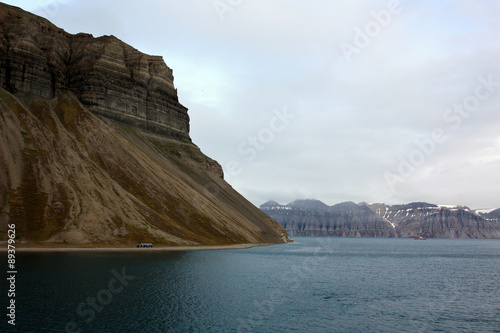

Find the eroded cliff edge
[[0, 2, 189, 141], [0, 3, 290, 246]]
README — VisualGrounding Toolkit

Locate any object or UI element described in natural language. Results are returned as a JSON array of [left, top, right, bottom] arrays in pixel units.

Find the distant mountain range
[[260, 200, 500, 239]]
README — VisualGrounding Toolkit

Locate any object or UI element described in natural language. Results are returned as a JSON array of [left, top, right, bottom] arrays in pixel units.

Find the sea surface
[[2, 237, 500, 332]]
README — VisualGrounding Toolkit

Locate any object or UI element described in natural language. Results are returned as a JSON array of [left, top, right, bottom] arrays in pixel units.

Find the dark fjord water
[[2, 238, 499, 332]]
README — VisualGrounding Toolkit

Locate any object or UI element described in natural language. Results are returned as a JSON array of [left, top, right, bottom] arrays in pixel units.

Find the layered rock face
[[0, 3, 290, 246], [262, 200, 500, 239], [0, 3, 189, 141], [364, 202, 500, 239], [261, 200, 396, 237]]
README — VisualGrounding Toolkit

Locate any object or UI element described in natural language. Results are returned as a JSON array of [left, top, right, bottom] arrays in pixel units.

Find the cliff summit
[[0, 2, 189, 141]]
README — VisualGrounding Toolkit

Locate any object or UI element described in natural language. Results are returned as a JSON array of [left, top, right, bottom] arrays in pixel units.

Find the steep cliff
[[0, 2, 189, 141], [364, 202, 500, 239], [0, 3, 290, 246], [262, 199, 500, 239], [395, 208, 500, 239], [261, 200, 396, 237]]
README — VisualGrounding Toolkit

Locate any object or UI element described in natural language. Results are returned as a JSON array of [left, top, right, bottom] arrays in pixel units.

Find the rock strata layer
[[364, 202, 500, 239], [261, 200, 396, 237], [262, 200, 500, 239], [0, 3, 189, 141]]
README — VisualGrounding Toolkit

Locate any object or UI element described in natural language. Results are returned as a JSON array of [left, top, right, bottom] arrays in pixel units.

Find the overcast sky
[[5, 0, 500, 209]]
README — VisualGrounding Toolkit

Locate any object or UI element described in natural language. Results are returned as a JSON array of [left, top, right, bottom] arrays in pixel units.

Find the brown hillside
[[0, 3, 289, 246]]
